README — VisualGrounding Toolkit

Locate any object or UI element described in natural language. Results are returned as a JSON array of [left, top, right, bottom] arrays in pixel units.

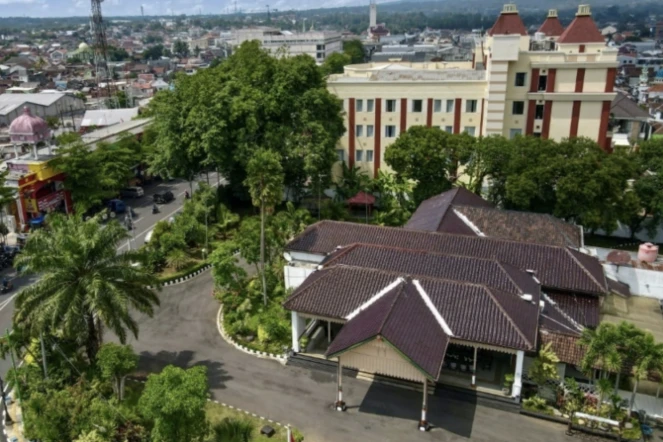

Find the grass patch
[[205, 402, 303, 442], [157, 259, 209, 284]]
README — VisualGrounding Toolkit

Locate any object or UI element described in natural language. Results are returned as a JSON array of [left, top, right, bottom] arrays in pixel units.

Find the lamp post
[[0, 376, 13, 425]]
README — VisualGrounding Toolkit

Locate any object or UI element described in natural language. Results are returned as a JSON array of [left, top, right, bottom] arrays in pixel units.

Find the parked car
[[108, 199, 126, 214], [153, 191, 175, 204], [120, 186, 144, 199]]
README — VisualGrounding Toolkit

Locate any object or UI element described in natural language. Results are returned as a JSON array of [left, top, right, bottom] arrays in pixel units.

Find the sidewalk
[[2, 392, 27, 442]]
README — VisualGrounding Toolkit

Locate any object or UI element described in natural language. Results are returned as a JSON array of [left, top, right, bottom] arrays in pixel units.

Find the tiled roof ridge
[[541, 312, 582, 336], [564, 248, 607, 293], [484, 287, 534, 349], [494, 261, 527, 295], [305, 220, 574, 252], [331, 263, 504, 293], [376, 283, 405, 333], [541, 292, 583, 331]]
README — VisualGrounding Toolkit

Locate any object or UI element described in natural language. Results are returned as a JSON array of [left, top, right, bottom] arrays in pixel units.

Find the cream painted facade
[[327, 4, 618, 178], [233, 27, 342, 63]]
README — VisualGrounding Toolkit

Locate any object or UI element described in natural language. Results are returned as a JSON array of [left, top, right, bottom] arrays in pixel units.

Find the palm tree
[[212, 418, 254, 442], [579, 323, 622, 383], [628, 332, 663, 413], [596, 378, 613, 410], [13, 214, 160, 363]]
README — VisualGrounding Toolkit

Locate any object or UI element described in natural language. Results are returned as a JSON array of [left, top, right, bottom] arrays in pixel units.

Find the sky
[[0, 0, 368, 18]]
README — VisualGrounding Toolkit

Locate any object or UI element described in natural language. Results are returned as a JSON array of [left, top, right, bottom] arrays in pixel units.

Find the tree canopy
[[146, 40, 345, 199]]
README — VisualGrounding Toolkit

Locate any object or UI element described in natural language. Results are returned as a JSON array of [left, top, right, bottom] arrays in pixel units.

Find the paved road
[[118, 271, 578, 442], [0, 172, 223, 383]]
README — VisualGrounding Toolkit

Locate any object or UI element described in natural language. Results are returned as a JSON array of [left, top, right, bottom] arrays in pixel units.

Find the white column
[[419, 379, 429, 431], [291, 311, 305, 353], [327, 321, 332, 344], [471, 347, 478, 387], [335, 356, 346, 411], [512, 350, 524, 399]]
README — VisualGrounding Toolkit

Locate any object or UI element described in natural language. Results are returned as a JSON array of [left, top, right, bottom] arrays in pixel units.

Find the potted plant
[[503, 373, 514, 396]]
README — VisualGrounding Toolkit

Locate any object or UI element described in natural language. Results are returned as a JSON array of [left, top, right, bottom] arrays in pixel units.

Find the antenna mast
[[91, 0, 117, 108]]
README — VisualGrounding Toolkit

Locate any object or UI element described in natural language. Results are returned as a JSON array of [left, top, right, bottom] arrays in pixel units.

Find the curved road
[[120, 271, 577, 442]]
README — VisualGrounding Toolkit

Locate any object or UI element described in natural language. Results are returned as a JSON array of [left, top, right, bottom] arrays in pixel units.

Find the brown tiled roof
[[287, 221, 608, 295], [540, 293, 583, 335], [558, 15, 605, 44], [321, 243, 540, 298], [538, 17, 565, 37], [547, 291, 600, 327], [452, 205, 582, 248], [405, 187, 492, 232], [611, 92, 651, 121], [326, 280, 450, 380], [539, 331, 584, 366], [488, 12, 528, 36], [284, 265, 538, 351]]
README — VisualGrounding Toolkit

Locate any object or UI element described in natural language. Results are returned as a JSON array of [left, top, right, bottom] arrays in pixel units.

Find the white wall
[[284, 265, 316, 290], [603, 263, 663, 298]]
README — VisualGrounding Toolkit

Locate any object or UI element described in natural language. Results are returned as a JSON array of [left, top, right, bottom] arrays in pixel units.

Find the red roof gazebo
[[346, 191, 376, 217]]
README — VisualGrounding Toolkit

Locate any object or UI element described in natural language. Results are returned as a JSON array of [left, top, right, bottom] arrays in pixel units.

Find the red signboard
[[37, 191, 65, 212]]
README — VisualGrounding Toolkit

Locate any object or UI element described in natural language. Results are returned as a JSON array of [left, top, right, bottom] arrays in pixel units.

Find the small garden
[[520, 321, 663, 441]]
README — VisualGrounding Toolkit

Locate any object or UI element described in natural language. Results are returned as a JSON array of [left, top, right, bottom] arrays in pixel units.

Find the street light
[[0, 376, 13, 425]]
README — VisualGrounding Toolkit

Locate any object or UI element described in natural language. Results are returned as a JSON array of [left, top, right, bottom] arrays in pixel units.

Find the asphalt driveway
[[116, 271, 578, 442]]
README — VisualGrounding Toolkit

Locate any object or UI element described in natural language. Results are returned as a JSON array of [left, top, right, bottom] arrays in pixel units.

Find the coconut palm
[[596, 378, 613, 410], [628, 332, 663, 413], [13, 214, 160, 363], [212, 418, 254, 442], [579, 323, 622, 383]]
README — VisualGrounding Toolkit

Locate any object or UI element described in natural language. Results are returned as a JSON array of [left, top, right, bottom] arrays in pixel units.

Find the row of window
[[336, 149, 375, 163], [511, 102, 546, 119], [355, 98, 480, 114], [514, 72, 547, 91]]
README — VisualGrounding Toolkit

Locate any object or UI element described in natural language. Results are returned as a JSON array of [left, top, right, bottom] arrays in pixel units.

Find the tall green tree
[[97, 343, 138, 401], [320, 51, 351, 76], [13, 214, 159, 362], [146, 40, 344, 198], [579, 323, 623, 383], [342, 39, 365, 64], [385, 126, 472, 204], [244, 149, 284, 306], [172, 40, 190, 57], [628, 331, 663, 413], [139, 365, 209, 442]]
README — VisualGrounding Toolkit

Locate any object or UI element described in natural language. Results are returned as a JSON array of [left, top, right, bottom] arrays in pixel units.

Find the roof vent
[[548, 9, 558, 18], [521, 294, 533, 302], [525, 269, 536, 275], [577, 4, 591, 16], [539, 300, 545, 311], [502, 3, 518, 14]]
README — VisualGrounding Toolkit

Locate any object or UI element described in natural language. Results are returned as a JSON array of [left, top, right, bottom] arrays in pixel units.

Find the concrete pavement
[[119, 271, 577, 442]]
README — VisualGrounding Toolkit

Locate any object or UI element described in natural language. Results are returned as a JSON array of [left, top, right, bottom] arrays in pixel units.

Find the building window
[[538, 75, 548, 91], [366, 150, 374, 162], [446, 100, 454, 113], [434, 99, 442, 112], [412, 99, 423, 112], [355, 125, 363, 137], [515, 72, 526, 87], [385, 125, 396, 138], [512, 101, 525, 115], [535, 104, 545, 119], [316, 44, 325, 51], [367, 99, 374, 112], [444, 125, 453, 133], [356, 99, 363, 112], [386, 99, 397, 112], [336, 149, 345, 162], [465, 127, 476, 136], [510, 128, 522, 139], [356, 149, 364, 162], [366, 125, 374, 137], [466, 100, 478, 113]]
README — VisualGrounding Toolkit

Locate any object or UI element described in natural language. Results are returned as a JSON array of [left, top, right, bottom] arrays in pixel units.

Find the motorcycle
[[152, 204, 159, 214], [184, 191, 190, 199], [1, 279, 13, 294]]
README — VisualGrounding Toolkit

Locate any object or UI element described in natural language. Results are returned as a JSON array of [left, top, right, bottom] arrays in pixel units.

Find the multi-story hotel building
[[327, 4, 619, 177]]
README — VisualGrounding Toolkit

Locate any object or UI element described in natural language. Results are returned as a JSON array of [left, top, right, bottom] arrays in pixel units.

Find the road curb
[[216, 303, 287, 363], [148, 264, 212, 289]]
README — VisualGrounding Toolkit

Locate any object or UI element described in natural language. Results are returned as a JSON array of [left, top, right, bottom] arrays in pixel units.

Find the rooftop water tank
[[638, 242, 659, 262]]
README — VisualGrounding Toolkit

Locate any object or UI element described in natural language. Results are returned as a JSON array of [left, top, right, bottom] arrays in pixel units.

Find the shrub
[[166, 249, 191, 271], [523, 395, 549, 413]]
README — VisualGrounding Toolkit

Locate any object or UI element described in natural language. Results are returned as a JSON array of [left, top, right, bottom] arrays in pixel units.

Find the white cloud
[[0, 0, 37, 4]]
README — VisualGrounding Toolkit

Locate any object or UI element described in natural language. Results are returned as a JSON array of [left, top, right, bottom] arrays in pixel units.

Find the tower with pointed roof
[[325, 3, 619, 178]]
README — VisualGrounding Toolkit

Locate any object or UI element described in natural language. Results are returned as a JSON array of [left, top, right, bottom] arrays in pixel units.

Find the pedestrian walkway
[[616, 389, 663, 418]]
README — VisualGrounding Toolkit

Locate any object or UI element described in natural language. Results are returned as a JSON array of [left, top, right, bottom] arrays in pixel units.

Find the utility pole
[[266, 4, 270, 22]]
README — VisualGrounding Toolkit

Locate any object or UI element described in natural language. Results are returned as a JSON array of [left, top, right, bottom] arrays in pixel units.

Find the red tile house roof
[[285, 266, 539, 352], [405, 188, 582, 248], [287, 221, 607, 296], [488, 5, 528, 36], [538, 12, 565, 37], [321, 243, 541, 299], [557, 6, 605, 44], [326, 279, 451, 380]]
